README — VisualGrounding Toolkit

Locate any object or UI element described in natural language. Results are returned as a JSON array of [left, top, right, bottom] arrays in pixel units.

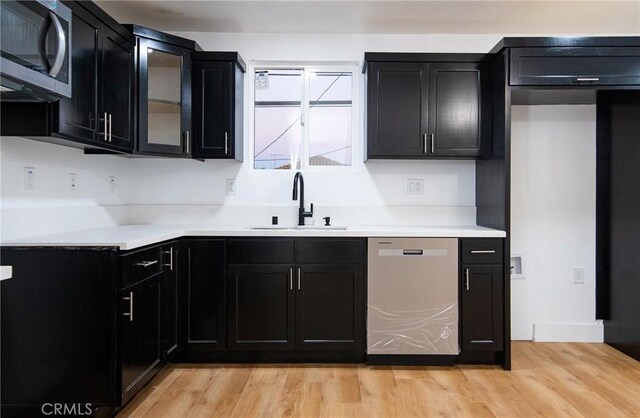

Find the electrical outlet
[[24, 166, 35, 190], [69, 173, 77, 191], [226, 178, 236, 195], [407, 179, 424, 195], [573, 267, 585, 284], [109, 176, 116, 194]]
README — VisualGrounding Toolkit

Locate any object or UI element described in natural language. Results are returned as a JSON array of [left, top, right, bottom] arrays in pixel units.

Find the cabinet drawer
[[510, 47, 640, 86], [121, 245, 164, 288], [461, 239, 503, 264], [227, 239, 295, 264], [295, 239, 366, 264]]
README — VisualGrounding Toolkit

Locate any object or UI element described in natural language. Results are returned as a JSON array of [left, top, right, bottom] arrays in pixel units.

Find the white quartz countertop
[[2, 224, 506, 250]]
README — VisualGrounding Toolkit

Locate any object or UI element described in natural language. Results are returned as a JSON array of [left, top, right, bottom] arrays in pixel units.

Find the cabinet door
[[296, 264, 364, 351], [100, 26, 134, 151], [461, 265, 503, 351], [161, 243, 180, 359], [121, 273, 162, 406], [367, 62, 429, 158], [192, 61, 232, 158], [56, 8, 100, 143], [227, 264, 295, 350], [428, 63, 483, 157], [137, 38, 191, 156], [184, 239, 226, 351]]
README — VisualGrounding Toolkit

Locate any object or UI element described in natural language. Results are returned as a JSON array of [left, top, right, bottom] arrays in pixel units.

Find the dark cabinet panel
[[428, 63, 483, 157], [367, 62, 429, 157], [56, 7, 100, 143], [184, 239, 226, 350], [161, 242, 180, 359], [136, 38, 192, 156], [192, 52, 245, 160], [510, 47, 640, 86], [227, 264, 295, 350], [296, 264, 364, 351], [100, 25, 134, 150], [461, 264, 504, 351], [295, 238, 366, 265], [461, 238, 504, 264], [227, 238, 295, 264], [120, 272, 162, 406]]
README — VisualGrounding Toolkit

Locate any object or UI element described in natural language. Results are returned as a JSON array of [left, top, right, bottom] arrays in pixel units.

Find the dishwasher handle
[[402, 249, 424, 256]]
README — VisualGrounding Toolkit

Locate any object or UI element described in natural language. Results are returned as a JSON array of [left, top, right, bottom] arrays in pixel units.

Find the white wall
[[0, 137, 128, 241], [511, 105, 602, 342]]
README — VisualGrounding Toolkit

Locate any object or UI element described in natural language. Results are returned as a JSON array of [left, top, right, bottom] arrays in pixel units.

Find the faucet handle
[[309, 203, 313, 214]]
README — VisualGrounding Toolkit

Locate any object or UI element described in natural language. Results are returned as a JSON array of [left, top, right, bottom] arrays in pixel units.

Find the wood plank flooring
[[118, 342, 640, 418]]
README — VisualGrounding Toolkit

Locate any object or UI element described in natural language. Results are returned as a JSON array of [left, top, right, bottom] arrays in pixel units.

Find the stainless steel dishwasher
[[367, 238, 459, 355]]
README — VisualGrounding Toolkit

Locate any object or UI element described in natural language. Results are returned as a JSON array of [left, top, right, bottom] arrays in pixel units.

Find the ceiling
[[96, 0, 640, 34]]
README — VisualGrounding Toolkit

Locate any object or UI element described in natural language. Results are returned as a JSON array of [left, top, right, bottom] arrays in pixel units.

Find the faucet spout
[[292, 172, 313, 226]]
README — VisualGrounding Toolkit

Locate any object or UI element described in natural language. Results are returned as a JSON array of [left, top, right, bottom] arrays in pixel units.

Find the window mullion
[[301, 68, 311, 169]]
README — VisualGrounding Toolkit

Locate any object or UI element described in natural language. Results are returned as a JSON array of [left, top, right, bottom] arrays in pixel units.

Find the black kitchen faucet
[[292, 172, 313, 226]]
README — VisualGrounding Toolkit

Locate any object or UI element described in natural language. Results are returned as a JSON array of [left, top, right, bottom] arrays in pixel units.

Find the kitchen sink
[[250, 226, 348, 231]]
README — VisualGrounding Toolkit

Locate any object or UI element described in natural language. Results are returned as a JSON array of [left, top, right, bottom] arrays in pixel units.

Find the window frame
[[249, 63, 359, 171]]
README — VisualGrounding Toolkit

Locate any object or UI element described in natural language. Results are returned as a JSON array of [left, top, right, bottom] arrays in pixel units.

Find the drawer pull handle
[[403, 249, 423, 256], [576, 77, 599, 82], [290, 267, 293, 290], [465, 269, 470, 291], [123, 292, 133, 322], [470, 250, 496, 254], [162, 249, 173, 271], [133, 260, 158, 268]]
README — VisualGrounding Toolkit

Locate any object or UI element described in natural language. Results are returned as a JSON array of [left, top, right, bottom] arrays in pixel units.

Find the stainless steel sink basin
[[250, 226, 348, 231]]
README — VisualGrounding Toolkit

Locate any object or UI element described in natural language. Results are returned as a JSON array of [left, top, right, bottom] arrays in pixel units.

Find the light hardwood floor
[[118, 342, 640, 418]]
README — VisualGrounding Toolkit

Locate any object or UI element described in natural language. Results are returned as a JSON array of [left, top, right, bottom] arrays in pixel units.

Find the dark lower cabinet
[[184, 239, 226, 351], [227, 264, 296, 350], [296, 264, 364, 351], [161, 242, 180, 360], [460, 264, 504, 351], [120, 273, 162, 406]]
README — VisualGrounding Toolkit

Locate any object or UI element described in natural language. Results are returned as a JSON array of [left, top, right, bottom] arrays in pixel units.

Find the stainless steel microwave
[[0, 0, 72, 101]]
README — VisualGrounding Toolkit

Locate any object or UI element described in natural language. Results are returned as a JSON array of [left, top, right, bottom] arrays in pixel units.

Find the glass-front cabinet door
[[137, 38, 191, 156]]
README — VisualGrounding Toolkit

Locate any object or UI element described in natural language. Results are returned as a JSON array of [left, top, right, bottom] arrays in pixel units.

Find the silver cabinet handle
[[103, 112, 108, 141], [123, 291, 133, 322], [185, 130, 190, 154], [225, 132, 229, 155], [297, 267, 301, 290], [465, 269, 470, 291], [470, 250, 496, 254], [162, 248, 173, 270], [577, 77, 599, 82], [422, 133, 427, 154], [289, 267, 293, 290], [133, 260, 158, 268], [108, 113, 112, 142], [47, 11, 66, 78], [430, 133, 435, 153]]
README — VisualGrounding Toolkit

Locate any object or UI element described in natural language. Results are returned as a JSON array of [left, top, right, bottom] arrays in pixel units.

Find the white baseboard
[[533, 322, 603, 342]]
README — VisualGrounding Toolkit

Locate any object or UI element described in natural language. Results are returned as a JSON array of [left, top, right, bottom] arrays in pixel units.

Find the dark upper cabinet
[[192, 52, 245, 160], [0, 3, 135, 152], [183, 239, 226, 352], [366, 62, 429, 157], [227, 264, 296, 351], [365, 54, 487, 160], [120, 272, 162, 406], [510, 47, 640, 86], [428, 63, 485, 157], [296, 264, 364, 351], [460, 264, 504, 352], [127, 25, 197, 157]]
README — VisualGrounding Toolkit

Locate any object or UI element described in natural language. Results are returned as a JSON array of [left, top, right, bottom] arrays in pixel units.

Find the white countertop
[[2, 224, 506, 251], [0, 266, 12, 281]]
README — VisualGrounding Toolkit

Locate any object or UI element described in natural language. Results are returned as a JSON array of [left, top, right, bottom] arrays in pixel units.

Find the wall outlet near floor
[[24, 166, 35, 190], [109, 176, 116, 194], [407, 179, 424, 195], [226, 178, 236, 195], [573, 267, 585, 284], [69, 173, 77, 191]]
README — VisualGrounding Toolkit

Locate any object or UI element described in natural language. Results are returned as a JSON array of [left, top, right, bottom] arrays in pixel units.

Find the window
[[253, 66, 355, 169]]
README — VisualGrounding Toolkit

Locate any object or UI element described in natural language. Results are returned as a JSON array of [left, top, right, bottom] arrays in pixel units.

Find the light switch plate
[[226, 179, 236, 195], [407, 179, 424, 195], [24, 166, 35, 190], [69, 173, 77, 191]]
